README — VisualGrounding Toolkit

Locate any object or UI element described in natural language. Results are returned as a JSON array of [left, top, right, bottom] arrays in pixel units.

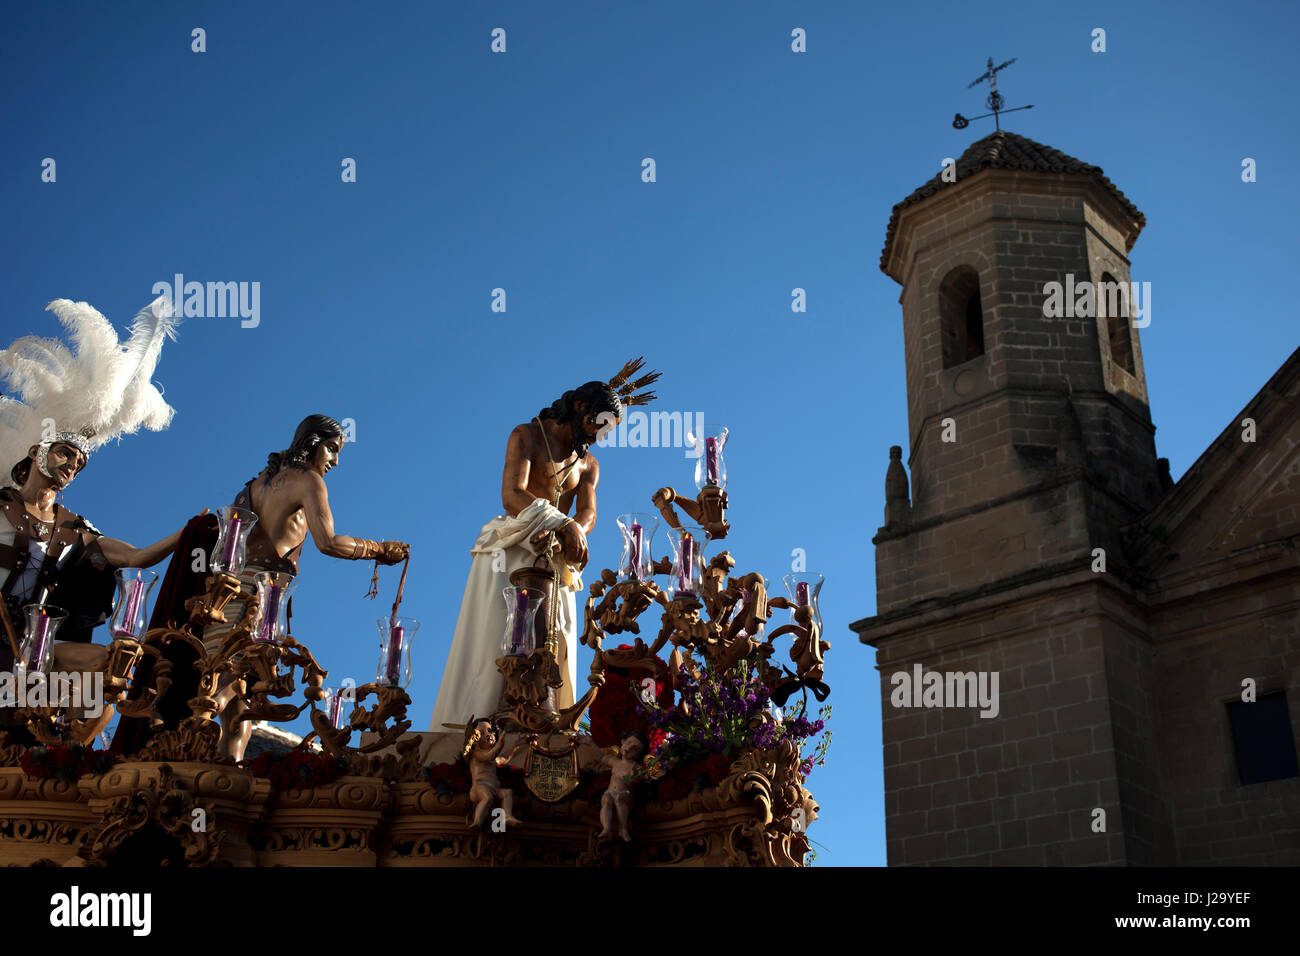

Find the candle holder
[[17, 604, 67, 677], [652, 424, 730, 539], [508, 565, 556, 654], [501, 585, 545, 656], [665, 525, 711, 601], [616, 513, 660, 583], [250, 571, 296, 644], [782, 573, 824, 630], [376, 616, 419, 688], [689, 423, 729, 492], [210, 506, 258, 576], [108, 568, 160, 639], [321, 687, 352, 730]]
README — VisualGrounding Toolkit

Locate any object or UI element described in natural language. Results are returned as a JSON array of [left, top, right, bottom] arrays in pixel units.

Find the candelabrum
[[128, 567, 331, 764], [301, 615, 418, 764], [13, 598, 166, 747], [567, 439, 831, 866], [581, 431, 831, 721]]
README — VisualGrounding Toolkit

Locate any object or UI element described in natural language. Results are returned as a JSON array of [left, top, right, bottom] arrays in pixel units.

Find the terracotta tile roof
[[880, 130, 1146, 274]]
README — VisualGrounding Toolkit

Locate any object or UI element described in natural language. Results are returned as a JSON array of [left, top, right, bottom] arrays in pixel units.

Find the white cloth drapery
[[427, 499, 582, 730]]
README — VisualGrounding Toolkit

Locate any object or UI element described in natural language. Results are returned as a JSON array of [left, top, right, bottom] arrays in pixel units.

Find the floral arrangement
[[20, 743, 116, 782], [637, 660, 831, 783], [246, 749, 348, 790]]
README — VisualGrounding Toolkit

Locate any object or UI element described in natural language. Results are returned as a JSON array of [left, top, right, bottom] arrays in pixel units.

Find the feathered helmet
[[0, 297, 181, 488]]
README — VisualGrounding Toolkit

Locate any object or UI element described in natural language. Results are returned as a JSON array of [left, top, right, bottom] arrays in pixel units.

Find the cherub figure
[[588, 729, 646, 842], [462, 717, 534, 829]]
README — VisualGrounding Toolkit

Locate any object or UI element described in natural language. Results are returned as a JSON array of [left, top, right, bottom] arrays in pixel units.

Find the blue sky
[[2, 0, 1297, 866]]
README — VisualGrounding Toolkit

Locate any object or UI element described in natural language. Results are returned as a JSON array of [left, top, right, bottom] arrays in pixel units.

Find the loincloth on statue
[[200, 562, 291, 656]]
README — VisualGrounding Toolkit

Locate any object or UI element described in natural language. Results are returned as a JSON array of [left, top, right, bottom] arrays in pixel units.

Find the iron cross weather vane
[[953, 56, 1034, 131]]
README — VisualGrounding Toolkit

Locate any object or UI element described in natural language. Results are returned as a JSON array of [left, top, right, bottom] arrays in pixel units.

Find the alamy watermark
[[1041, 273, 1150, 328], [49, 886, 151, 935], [0, 670, 105, 717], [890, 664, 1000, 718], [151, 274, 260, 328], [595, 410, 706, 458]]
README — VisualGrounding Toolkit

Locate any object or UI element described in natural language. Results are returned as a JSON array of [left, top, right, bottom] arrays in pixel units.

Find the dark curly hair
[[262, 414, 345, 478], [537, 381, 621, 459]]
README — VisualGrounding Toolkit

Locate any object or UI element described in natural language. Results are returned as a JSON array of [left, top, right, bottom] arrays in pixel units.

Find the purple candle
[[704, 437, 720, 485], [327, 693, 345, 728], [511, 590, 529, 653], [113, 578, 146, 638], [630, 523, 644, 581], [27, 613, 53, 671], [385, 623, 405, 683], [255, 584, 284, 642], [218, 516, 241, 570], [796, 582, 810, 606], [678, 532, 695, 595]]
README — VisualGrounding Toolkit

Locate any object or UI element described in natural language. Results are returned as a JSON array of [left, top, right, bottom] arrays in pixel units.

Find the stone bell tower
[[855, 131, 1178, 866], [874, 130, 1163, 611]]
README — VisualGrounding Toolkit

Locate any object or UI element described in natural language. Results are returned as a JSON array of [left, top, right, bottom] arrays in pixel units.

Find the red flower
[[19, 744, 109, 782], [426, 761, 471, 794], [588, 647, 671, 748], [700, 753, 733, 784], [652, 753, 733, 803], [248, 750, 346, 790]]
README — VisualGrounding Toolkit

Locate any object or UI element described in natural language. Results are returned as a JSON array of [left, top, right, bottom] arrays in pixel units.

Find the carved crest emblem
[[523, 743, 579, 802]]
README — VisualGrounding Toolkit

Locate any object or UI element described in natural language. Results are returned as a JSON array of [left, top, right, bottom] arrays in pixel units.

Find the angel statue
[[462, 717, 536, 829]]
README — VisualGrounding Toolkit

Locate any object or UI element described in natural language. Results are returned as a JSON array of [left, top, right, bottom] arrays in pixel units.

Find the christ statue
[[428, 360, 659, 730]]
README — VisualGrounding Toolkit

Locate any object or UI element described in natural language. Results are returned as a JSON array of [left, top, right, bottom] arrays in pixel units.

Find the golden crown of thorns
[[607, 356, 662, 408]]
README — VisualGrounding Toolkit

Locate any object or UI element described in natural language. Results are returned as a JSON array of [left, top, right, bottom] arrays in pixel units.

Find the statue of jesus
[[429, 359, 659, 730]]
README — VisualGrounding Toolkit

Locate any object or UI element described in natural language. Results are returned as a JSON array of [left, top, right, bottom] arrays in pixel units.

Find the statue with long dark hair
[[207, 413, 410, 759], [429, 360, 659, 732]]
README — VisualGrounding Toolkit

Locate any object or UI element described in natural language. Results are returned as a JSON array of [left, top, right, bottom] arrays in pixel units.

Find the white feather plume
[[0, 297, 181, 484]]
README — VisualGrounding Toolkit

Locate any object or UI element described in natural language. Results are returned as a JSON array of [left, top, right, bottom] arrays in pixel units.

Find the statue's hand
[[560, 521, 588, 570], [378, 541, 409, 565]]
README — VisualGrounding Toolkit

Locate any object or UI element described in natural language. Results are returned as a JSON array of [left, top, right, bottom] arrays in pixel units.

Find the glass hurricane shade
[[782, 572, 824, 630], [377, 617, 419, 688], [19, 603, 67, 674], [666, 525, 711, 600], [616, 513, 660, 583], [688, 423, 729, 491], [211, 506, 258, 576], [250, 571, 296, 644], [108, 568, 159, 639], [501, 586, 544, 656], [322, 688, 351, 730]]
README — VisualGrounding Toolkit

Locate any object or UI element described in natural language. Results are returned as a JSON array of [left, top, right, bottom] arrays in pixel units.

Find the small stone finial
[[1157, 457, 1173, 493], [885, 446, 911, 527]]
